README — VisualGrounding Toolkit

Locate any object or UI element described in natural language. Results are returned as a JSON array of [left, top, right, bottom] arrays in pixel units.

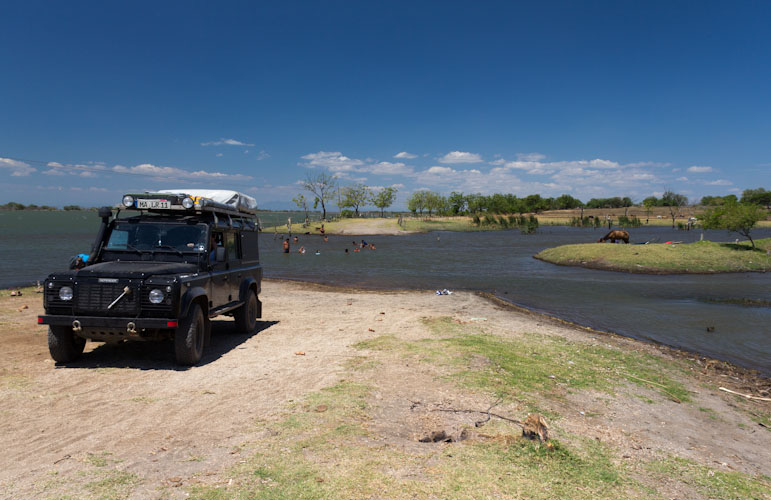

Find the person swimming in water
[[282, 238, 290, 253]]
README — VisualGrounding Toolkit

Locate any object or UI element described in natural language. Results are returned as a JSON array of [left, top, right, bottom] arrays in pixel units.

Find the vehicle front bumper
[[38, 315, 178, 329]]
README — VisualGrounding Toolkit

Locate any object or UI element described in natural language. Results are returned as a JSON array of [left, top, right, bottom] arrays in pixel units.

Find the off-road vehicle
[[38, 190, 262, 365]]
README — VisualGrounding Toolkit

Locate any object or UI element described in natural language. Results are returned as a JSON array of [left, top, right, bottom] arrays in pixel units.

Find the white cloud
[[366, 162, 414, 176], [702, 179, 732, 186], [438, 151, 483, 164], [256, 150, 270, 160], [516, 152, 546, 162], [300, 151, 364, 172], [201, 138, 255, 147], [112, 163, 251, 182], [687, 165, 713, 173], [216, 153, 223, 157], [0, 157, 36, 177], [676, 176, 689, 182], [394, 151, 417, 159], [42, 169, 66, 176]]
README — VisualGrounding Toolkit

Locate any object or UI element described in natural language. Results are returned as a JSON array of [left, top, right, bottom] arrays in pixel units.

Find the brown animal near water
[[598, 229, 630, 244]]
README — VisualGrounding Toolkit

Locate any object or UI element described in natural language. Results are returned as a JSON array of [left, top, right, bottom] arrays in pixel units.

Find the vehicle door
[[208, 230, 230, 308], [224, 231, 241, 302]]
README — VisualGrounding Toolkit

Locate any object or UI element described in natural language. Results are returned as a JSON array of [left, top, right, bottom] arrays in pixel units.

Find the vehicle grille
[[75, 280, 139, 316]]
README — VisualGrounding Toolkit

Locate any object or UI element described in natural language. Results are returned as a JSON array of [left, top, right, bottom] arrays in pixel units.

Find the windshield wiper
[[116, 243, 145, 255], [154, 244, 184, 257]]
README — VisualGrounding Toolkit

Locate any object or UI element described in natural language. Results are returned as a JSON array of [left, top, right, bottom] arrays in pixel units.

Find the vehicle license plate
[[137, 199, 170, 209]]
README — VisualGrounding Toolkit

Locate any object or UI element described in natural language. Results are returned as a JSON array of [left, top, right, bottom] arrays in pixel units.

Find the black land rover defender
[[38, 190, 262, 366]]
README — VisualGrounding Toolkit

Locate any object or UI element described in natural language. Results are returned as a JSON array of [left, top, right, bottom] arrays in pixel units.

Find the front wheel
[[234, 291, 258, 333], [48, 325, 86, 363], [175, 303, 205, 365]]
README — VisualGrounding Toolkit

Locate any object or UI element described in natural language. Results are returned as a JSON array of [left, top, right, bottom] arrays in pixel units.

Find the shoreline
[[262, 278, 771, 380], [6, 276, 769, 379], [533, 254, 771, 275]]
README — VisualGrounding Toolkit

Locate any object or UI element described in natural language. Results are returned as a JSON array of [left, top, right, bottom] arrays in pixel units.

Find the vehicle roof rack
[[120, 190, 257, 218]]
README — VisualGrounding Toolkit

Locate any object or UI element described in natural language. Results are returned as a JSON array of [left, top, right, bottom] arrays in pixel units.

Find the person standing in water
[[282, 238, 290, 253]]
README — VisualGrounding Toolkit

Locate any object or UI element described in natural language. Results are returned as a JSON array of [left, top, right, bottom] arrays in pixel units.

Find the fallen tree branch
[[624, 373, 682, 403], [719, 387, 771, 402], [430, 407, 523, 428]]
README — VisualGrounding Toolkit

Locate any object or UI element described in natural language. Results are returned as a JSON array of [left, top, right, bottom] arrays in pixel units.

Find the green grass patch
[[535, 238, 771, 273], [647, 456, 771, 500], [373, 317, 690, 406], [84, 469, 140, 500], [189, 378, 640, 500]]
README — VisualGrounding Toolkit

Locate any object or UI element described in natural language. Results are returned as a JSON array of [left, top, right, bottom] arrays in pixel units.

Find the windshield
[[105, 222, 207, 252]]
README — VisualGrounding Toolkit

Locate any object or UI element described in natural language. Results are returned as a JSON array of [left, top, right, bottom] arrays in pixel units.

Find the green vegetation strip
[[647, 456, 771, 500], [535, 238, 771, 274]]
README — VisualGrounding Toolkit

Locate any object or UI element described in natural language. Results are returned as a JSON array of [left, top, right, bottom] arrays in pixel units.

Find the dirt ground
[[0, 280, 769, 499]]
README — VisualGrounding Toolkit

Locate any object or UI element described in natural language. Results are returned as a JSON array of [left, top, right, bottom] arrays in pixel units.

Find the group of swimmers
[[281, 235, 376, 255]]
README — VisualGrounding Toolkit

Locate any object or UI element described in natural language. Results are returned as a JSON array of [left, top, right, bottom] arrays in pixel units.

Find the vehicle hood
[[76, 261, 199, 279]]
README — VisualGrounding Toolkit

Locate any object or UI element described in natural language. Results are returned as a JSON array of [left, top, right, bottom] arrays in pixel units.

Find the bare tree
[[661, 190, 688, 228], [303, 171, 337, 221]]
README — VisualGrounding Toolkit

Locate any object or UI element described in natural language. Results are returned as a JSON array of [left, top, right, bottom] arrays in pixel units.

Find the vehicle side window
[[225, 232, 238, 261]]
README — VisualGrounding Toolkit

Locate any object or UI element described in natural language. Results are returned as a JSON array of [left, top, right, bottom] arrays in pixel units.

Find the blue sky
[[1, 0, 769, 209]]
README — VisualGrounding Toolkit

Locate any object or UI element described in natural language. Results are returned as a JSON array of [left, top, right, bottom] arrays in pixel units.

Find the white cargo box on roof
[[153, 189, 258, 214]]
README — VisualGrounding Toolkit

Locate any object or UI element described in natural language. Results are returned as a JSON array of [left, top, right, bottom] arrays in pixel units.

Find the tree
[[371, 187, 398, 217], [303, 171, 337, 221], [741, 188, 771, 209], [407, 191, 427, 215], [340, 184, 371, 216], [701, 202, 766, 248], [642, 196, 657, 220], [424, 191, 446, 216], [553, 194, 583, 210], [661, 191, 688, 228], [448, 191, 466, 215], [292, 194, 309, 221]]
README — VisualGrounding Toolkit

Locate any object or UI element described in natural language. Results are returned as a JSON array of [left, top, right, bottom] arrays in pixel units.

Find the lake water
[[2, 210, 770, 375]]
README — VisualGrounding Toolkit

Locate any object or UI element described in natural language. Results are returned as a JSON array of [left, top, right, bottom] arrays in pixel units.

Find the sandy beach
[[1, 280, 769, 499]]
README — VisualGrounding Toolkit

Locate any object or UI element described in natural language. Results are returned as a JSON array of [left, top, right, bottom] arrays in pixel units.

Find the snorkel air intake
[[87, 206, 113, 265]]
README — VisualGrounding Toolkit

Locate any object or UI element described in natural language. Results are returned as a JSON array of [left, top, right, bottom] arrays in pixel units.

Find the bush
[[483, 214, 496, 226], [472, 214, 481, 226], [340, 209, 355, 218], [618, 215, 642, 228]]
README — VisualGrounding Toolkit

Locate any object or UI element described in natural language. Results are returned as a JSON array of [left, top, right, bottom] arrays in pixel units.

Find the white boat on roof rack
[[120, 189, 258, 216]]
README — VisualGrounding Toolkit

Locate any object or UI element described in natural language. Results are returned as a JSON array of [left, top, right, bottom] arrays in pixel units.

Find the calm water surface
[[2, 211, 769, 374]]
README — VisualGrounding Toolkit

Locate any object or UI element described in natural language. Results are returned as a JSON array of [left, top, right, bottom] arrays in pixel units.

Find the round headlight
[[182, 197, 194, 209], [122, 195, 134, 207], [149, 288, 165, 304], [59, 286, 73, 301]]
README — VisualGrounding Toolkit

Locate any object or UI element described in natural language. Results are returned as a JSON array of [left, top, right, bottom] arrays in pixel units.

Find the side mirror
[[216, 247, 226, 262]]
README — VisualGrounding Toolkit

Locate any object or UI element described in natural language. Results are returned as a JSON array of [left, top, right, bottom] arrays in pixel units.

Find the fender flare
[[180, 286, 209, 319], [238, 277, 259, 302]]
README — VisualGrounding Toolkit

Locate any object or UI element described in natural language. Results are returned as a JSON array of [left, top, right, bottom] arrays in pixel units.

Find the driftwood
[[719, 387, 771, 402], [419, 399, 550, 442]]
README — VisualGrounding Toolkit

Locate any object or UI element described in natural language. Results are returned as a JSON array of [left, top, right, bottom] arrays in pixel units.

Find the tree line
[[0, 202, 82, 211]]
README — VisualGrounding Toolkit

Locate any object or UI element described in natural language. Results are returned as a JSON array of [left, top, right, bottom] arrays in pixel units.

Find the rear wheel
[[234, 290, 258, 333], [175, 303, 205, 365], [48, 325, 86, 363]]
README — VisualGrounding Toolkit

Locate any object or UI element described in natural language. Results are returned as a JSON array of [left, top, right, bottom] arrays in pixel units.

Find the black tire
[[175, 303, 205, 365], [48, 325, 86, 363], [234, 290, 258, 333]]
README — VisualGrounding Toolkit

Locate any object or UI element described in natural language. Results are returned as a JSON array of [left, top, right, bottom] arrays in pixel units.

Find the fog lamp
[[182, 197, 194, 209], [122, 195, 134, 207]]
